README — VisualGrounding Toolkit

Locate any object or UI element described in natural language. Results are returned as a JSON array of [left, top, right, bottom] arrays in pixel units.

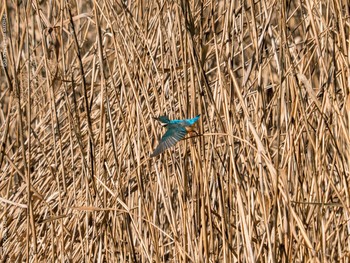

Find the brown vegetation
[[1, 0, 350, 262]]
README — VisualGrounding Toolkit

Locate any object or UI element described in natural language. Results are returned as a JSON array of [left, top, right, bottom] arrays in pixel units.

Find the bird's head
[[153, 116, 170, 126]]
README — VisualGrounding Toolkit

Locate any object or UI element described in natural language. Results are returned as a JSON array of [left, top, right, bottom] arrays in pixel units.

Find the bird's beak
[[152, 116, 158, 120]]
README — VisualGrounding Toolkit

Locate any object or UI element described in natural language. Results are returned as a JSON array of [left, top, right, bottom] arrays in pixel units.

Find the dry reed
[[1, 0, 350, 262]]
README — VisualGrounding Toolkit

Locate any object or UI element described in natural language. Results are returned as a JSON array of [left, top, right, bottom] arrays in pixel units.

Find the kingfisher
[[150, 114, 200, 157]]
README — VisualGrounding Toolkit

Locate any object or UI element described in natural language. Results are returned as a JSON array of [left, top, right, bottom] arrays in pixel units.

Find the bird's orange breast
[[185, 125, 197, 132]]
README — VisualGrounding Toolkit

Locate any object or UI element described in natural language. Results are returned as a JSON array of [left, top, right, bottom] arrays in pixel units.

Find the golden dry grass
[[1, 0, 350, 262]]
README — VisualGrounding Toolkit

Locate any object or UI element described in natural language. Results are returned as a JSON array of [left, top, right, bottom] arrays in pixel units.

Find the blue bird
[[151, 115, 200, 157]]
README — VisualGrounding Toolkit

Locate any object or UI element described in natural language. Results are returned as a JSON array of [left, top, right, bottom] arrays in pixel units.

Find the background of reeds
[[1, 0, 350, 262]]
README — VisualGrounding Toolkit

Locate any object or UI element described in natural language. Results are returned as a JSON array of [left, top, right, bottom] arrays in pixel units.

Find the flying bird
[[151, 115, 200, 157]]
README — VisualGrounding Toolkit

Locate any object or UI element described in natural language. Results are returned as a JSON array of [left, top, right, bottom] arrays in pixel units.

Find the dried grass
[[1, 0, 350, 262]]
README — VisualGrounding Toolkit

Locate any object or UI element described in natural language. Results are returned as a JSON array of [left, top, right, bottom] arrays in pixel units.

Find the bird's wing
[[150, 127, 187, 157]]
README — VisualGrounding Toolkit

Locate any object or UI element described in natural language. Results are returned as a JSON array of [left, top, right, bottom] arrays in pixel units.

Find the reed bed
[[1, 0, 350, 262]]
